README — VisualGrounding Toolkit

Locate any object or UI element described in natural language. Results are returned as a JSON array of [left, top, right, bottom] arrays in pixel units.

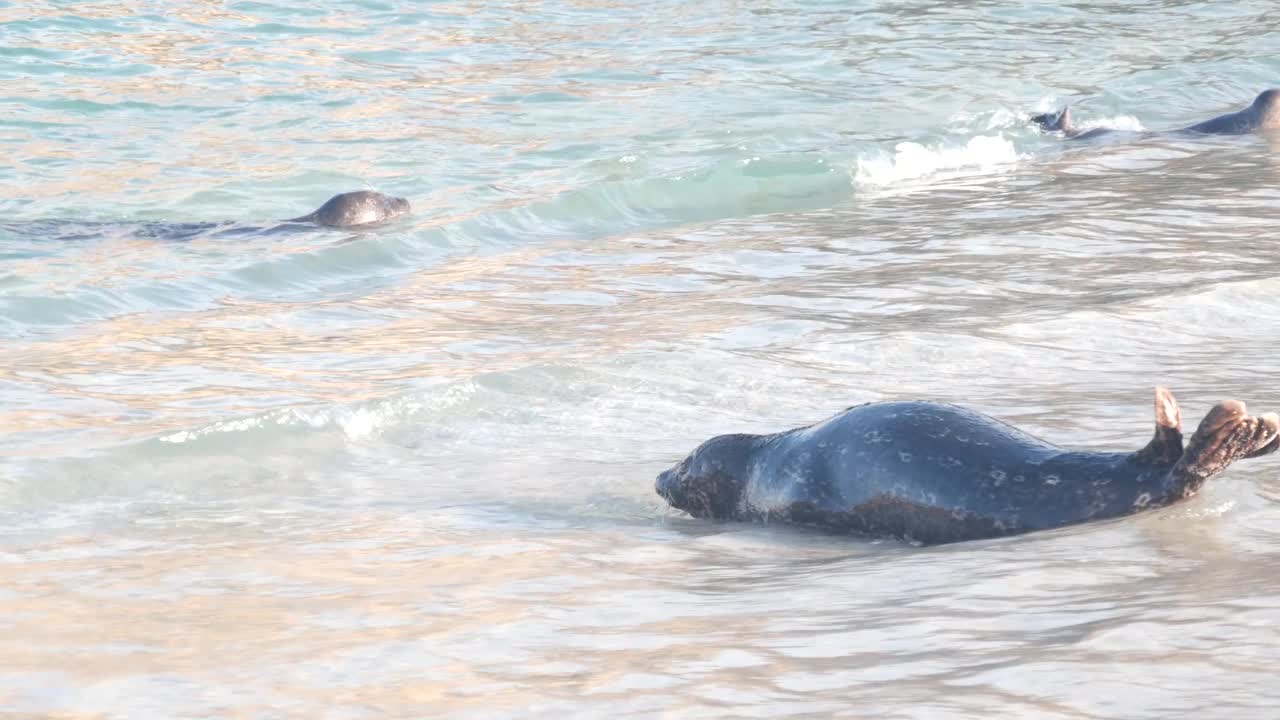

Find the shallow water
[[4, 0, 1280, 717]]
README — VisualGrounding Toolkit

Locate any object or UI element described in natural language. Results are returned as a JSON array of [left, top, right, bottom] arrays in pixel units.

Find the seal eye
[[676, 455, 693, 477]]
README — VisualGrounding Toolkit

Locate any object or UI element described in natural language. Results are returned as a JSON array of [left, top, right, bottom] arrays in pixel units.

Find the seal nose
[[655, 469, 674, 499]]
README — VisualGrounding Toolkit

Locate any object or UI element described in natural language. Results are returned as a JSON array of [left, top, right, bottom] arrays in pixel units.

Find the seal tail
[[1031, 106, 1072, 133], [1165, 399, 1280, 498], [1135, 386, 1183, 465]]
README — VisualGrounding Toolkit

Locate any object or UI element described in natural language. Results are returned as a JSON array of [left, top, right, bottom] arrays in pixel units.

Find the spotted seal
[[1032, 89, 1280, 140], [656, 388, 1279, 545]]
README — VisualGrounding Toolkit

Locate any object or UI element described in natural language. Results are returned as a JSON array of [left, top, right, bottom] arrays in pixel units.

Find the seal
[[1032, 89, 1280, 140], [288, 190, 411, 228], [6, 189, 414, 242], [656, 388, 1279, 545]]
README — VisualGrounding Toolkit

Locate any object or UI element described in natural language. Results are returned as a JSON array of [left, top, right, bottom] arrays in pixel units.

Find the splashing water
[[853, 134, 1024, 187]]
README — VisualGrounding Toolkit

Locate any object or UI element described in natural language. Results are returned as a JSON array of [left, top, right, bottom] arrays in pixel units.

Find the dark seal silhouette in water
[[287, 190, 410, 228], [656, 388, 1279, 545], [4, 189, 411, 243], [1031, 89, 1280, 141]]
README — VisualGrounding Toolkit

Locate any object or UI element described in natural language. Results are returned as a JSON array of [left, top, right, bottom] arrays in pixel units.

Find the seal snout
[[655, 468, 675, 500]]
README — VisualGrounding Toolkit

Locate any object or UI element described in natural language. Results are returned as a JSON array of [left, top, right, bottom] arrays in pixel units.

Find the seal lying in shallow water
[[656, 388, 1279, 545], [1031, 89, 1280, 140]]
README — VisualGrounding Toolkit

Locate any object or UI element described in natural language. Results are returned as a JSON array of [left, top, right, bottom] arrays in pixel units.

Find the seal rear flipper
[[1245, 434, 1280, 459], [1031, 106, 1071, 132], [1167, 400, 1280, 497], [1135, 386, 1183, 465]]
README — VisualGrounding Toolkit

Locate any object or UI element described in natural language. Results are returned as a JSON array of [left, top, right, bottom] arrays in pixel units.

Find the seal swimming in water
[[288, 190, 410, 228], [656, 388, 1279, 545], [4, 189, 411, 243], [1031, 89, 1280, 140]]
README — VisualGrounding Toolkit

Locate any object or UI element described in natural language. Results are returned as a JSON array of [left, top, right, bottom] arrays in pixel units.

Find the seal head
[[291, 190, 410, 228], [657, 433, 754, 519], [1244, 88, 1280, 130], [1184, 88, 1280, 134]]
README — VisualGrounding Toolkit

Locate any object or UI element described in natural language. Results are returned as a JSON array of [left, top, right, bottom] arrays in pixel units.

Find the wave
[[850, 99, 1147, 189], [853, 134, 1023, 187]]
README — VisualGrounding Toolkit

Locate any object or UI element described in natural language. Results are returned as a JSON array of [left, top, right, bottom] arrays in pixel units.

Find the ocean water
[[3, 0, 1280, 717]]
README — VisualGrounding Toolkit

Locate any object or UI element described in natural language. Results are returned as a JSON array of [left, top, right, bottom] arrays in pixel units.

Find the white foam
[[1076, 115, 1145, 132], [946, 108, 1026, 131], [1029, 93, 1146, 133], [853, 134, 1023, 187], [983, 108, 1026, 130], [159, 416, 267, 443], [156, 382, 478, 446]]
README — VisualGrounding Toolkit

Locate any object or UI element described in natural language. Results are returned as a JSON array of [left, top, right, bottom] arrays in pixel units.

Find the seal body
[[656, 388, 1278, 545], [11, 189, 413, 242], [1032, 89, 1280, 140], [289, 190, 410, 228]]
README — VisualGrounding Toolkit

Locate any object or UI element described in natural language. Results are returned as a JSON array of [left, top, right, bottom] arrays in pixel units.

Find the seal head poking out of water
[[289, 190, 410, 228], [1032, 89, 1280, 140], [3, 189, 412, 242], [656, 388, 1279, 545]]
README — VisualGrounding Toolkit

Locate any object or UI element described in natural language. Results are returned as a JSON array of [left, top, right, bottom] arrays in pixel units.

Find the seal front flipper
[[1166, 399, 1280, 498], [1135, 386, 1184, 465]]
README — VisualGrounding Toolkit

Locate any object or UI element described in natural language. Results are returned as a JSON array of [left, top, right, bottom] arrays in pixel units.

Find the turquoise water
[[4, 1, 1280, 717]]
